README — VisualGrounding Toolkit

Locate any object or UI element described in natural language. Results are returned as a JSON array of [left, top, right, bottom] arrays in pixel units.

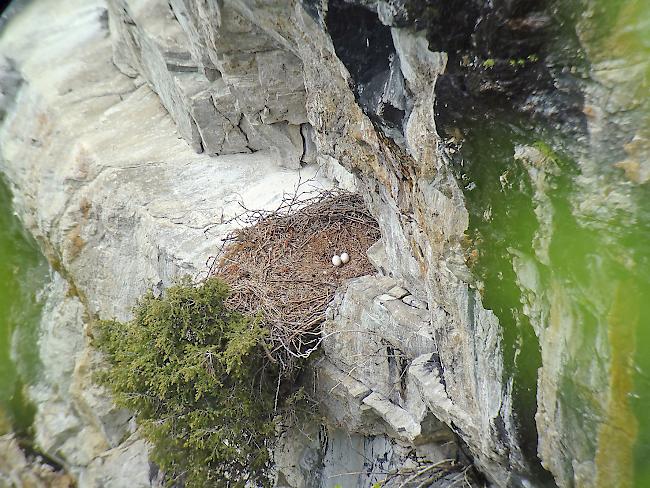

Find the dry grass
[[208, 188, 380, 370]]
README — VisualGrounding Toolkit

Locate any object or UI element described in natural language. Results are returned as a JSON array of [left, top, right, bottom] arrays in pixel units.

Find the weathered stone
[[402, 294, 428, 309], [0, 1, 329, 484], [0, 0, 511, 483], [4, 0, 639, 487], [0, 434, 74, 488], [106, 0, 309, 166], [387, 285, 409, 299], [0, 56, 21, 122], [78, 436, 160, 488], [362, 392, 421, 442], [28, 273, 136, 479]]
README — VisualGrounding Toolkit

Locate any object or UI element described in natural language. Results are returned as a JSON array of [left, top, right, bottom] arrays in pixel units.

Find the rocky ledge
[[1, 0, 646, 487]]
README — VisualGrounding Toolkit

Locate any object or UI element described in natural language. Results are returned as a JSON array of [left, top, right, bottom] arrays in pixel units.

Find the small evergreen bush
[[94, 277, 277, 487]]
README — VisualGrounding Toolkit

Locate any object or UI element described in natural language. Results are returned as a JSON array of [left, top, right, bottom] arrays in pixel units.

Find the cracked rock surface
[[2, 0, 645, 487], [0, 0, 521, 486]]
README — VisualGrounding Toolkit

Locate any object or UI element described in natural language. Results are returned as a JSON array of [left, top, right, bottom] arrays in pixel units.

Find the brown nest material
[[208, 189, 380, 369]]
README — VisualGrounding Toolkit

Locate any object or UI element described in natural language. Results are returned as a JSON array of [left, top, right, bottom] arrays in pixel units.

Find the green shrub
[[94, 277, 277, 487]]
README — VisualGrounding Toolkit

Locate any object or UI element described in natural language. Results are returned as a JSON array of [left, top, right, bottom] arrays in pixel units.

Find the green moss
[[532, 140, 557, 161], [482, 58, 496, 69], [0, 407, 11, 436], [94, 277, 277, 488], [531, 141, 575, 172], [506, 56, 539, 69]]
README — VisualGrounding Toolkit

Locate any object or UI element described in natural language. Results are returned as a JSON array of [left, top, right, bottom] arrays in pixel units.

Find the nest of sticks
[[208, 188, 380, 370]]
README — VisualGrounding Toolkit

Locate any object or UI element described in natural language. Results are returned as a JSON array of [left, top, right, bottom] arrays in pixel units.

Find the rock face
[[1, 0, 646, 487], [0, 1, 327, 484], [0, 434, 74, 488], [107, 0, 310, 166], [280, 275, 470, 487]]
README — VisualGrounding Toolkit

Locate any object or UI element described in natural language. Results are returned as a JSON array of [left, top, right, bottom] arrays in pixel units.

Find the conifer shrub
[[94, 277, 278, 488]]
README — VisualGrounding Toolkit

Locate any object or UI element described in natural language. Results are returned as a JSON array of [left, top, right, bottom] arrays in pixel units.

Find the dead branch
[[209, 187, 380, 372]]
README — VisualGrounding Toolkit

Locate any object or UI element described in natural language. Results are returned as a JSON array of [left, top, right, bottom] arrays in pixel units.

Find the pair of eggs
[[331, 252, 350, 267]]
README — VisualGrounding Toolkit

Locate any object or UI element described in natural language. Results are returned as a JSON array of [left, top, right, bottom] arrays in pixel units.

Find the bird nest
[[208, 188, 380, 370]]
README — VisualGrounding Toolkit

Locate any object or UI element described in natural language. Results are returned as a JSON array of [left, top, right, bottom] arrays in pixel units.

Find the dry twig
[[209, 187, 380, 371]]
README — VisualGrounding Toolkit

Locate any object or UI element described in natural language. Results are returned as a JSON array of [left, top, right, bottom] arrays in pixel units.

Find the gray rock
[[106, 0, 308, 166], [0, 56, 21, 122], [387, 285, 409, 299], [362, 392, 421, 442], [0, 0, 507, 484], [3, 0, 632, 486], [402, 294, 428, 309], [0, 434, 74, 488], [0, 1, 330, 484]]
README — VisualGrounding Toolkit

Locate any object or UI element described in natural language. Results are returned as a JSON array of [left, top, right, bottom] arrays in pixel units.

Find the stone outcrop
[[102, 0, 526, 482], [0, 434, 74, 488], [0, 1, 327, 484], [0, 0, 532, 486], [275, 276, 468, 487], [107, 0, 310, 167], [1, 0, 646, 487]]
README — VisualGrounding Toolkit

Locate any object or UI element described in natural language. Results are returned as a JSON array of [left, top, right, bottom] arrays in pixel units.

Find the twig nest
[[331, 255, 342, 267], [340, 252, 350, 264]]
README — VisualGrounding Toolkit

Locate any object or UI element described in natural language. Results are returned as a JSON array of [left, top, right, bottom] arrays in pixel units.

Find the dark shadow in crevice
[[325, 0, 407, 138]]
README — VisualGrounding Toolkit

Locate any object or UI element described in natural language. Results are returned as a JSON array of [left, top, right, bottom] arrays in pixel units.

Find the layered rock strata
[[2, 0, 644, 487], [0, 0, 527, 485]]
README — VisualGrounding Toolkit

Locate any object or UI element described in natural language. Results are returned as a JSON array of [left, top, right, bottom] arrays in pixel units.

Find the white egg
[[340, 252, 350, 264], [331, 255, 342, 267]]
